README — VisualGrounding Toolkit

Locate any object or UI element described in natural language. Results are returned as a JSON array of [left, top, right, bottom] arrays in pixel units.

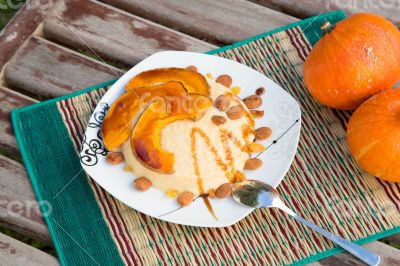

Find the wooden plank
[[100, 0, 297, 45], [250, 0, 325, 18], [0, 155, 51, 244], [0, 88, 48, 242], [0, 0, 56, 70], [383, 233, 400, 244], [43, 0, 216, 67], [251, 0, 400, 26], [311, 241, 400, 266], [0, 232, 58, 265], [0, 87, 37, 155], [4, 36, 124, 98]]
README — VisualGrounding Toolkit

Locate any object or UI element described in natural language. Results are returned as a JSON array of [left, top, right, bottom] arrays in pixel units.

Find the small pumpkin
[[303, 13, 400, 110], [347, 88, 400, 182]]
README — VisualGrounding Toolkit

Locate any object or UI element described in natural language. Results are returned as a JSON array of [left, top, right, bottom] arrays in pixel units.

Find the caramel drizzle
[[245, 112, 255, 127], [219, 129, 234, 172], [191, 126, 254, 189], [191, 127, 229, 194], [242, 124, 255, 141], [232, 95, 255, 127], [220, 124, 254, 147], [190, 124, 254, 219], [202, 196, 217, 220]]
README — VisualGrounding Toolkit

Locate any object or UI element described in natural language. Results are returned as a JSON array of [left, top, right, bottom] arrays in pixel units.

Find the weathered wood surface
[[311, 241, 400, 266], [0, 155, 51, 244], [0, 87, 37, 155], [385, 233, 400, 244], [4, 36, 123, 98], [0, 0, 56, 70], [100, 0, 298, 45], [0, 232, 58, 266], [43, 0, 216, 67], [252, 0, 400, 26], [0, 0, 399, 264]]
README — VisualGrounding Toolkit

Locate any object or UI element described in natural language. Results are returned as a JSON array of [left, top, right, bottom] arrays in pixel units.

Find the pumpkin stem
[[321, 21, 334, 34]]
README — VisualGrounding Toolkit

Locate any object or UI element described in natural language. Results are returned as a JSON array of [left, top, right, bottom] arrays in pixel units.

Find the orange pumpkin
[[303, 13, 400, 110], [347, 88, 400, 182]]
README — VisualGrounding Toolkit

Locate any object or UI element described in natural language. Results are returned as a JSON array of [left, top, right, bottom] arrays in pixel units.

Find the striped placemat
[[12, 10, 400, 265]]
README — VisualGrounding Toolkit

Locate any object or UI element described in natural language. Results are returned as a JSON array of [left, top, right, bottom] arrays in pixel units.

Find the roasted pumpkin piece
[[126, 68, 210, 96], [131, 94, 212, 173], [129, 80, 188, 99], [102, 81, 187, 151]]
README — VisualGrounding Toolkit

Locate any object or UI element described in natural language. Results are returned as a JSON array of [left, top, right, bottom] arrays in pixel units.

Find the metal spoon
[[231, 180, 380, 266]]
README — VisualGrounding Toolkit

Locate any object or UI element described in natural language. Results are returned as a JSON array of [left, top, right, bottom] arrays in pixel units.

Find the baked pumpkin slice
[[102, 81, 187, 151], [126, 68, 210, 96], [131, 94, 212, 174]]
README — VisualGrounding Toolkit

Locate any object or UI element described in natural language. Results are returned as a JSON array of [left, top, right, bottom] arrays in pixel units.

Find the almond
[[215, 183, 232, 198], [247, 142, 266, 153], [214, 94, 230, 111], [244, 158, 263, 170], [243, 95, 262, 109], [256, 87, 265, 96], [226, 105, 245, 120], [255, 127, 272, 140], [177, 192, 195, 207], [134, 177, 152, 191], [216, 74, 232, 87], [250, 110, 264, 119], [106, 152, 124, 165], [211, 115, 227, 125], [186, 65, 198, 72]]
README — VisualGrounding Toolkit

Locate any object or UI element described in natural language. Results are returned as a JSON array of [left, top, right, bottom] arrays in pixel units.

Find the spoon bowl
[[232, 180, 278, 209]]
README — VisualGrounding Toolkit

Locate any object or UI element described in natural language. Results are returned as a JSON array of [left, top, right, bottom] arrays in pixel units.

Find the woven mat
[[12, 11, 400, 265]]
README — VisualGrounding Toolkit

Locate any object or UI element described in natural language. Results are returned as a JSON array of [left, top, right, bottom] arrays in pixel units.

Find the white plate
[[80, 51, 301, 227]]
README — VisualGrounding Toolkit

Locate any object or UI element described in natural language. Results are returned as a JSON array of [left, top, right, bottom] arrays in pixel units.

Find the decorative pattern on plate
[[80, 102, 109, 166]]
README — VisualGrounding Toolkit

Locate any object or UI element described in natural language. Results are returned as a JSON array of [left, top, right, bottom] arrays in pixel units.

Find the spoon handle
[[291, 214, 379, 265], [276, 203, 380, 266]]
